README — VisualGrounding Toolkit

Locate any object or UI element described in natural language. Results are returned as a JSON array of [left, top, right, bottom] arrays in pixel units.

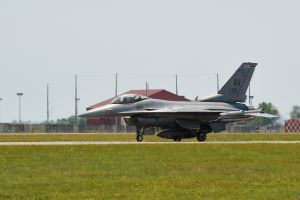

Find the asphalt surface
[[0, 141, 300, 145]]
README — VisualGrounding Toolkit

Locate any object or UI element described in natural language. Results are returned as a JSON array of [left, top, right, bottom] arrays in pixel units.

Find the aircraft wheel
[[196, 132, 206, 142], [173, 137, 182, 142], [136, 135, 143, 142], [136, 127, 143, 142]]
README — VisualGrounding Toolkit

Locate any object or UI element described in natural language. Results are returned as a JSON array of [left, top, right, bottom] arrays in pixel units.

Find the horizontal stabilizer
[[218, 110, 278, 122], [246, 112, 278, 118]]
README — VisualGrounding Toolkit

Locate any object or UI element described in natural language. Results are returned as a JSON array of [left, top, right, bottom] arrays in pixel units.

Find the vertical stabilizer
[[200, 62, 257, 103]]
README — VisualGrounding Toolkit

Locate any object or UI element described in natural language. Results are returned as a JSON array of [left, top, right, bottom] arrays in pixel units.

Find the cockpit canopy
[[111, 94, 149, 104]]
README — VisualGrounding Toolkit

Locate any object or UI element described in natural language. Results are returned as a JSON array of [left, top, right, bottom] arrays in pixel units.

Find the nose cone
[[78, 109, 101, 118], [79, 104, 117, 118]]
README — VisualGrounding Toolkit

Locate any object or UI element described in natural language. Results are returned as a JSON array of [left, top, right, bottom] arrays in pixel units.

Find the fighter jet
[[80, 63, 276, 142]]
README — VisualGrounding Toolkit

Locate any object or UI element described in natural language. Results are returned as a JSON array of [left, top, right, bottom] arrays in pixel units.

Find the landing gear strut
[[136, 127, 143, 142], [196, 131, 207, 142]]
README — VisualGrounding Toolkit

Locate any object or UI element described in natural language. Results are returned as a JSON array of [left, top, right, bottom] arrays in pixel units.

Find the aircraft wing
[[120, 108, 278, 120], [119, 107, 223, 115]]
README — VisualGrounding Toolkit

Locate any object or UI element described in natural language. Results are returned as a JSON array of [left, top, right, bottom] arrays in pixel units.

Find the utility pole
[[50, 107, 54, 123], [17, 93, 23, 123], [175, 75, 178, 95], [47, 84, 49, 124], [115, 73, 118, 97], [114, 73, 119, 127], [217, 73, 220, 93], [75, 74, 79, 125], [248, 82, 253, 105], [145, 82, 149, 96], [0, 98, 2, 123]]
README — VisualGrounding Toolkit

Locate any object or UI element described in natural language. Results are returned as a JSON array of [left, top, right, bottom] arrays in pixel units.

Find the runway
[[0, 141, 300, 146]]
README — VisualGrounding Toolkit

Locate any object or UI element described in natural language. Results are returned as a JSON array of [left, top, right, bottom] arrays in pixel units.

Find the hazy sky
[[0, 0, 299, 122]]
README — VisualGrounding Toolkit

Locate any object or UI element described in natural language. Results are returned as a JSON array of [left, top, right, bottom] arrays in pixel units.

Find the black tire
[[173, 137, 182, 142], [196, 132, 206, 142], [136, 135, 143, 142]]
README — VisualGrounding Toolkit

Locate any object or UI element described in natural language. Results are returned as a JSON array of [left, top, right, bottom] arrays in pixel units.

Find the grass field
[[0, 144, 300, 200], [1, 133, 300, 199], [0, 133, 300, 142]]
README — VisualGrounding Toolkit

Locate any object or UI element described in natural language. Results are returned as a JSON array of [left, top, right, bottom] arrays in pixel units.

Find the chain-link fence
[[0, 123, 285, 134], [226, 124, 284, 133], [0, 123, 136, 133]]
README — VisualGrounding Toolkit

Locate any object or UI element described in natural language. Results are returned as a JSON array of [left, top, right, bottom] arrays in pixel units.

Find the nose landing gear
[[136, 127, 143, 142]]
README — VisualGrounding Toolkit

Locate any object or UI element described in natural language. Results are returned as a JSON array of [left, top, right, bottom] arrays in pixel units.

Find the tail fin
[[200, 62, 257, 103], [219, 62, 257, 101]]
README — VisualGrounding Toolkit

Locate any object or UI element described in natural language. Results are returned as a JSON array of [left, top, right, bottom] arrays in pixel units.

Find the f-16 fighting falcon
[[80, 63, 276, 142]]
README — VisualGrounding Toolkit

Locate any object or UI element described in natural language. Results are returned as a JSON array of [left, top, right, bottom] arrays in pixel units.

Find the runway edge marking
[[0, 141, 300, 146]]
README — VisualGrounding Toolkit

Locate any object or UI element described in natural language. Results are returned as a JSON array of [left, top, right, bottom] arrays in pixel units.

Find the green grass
[[0, 144, 300, 199], [0, 133, 300, 142]]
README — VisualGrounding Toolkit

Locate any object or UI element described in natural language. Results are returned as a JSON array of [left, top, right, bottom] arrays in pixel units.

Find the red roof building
[[86, 89, 190, 126]]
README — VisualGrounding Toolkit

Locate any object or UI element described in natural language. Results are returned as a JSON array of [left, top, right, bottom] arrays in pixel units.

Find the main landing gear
[[136, 127, 143, 142], [173, 137, 182, 142], [196, 131, 207, 142]]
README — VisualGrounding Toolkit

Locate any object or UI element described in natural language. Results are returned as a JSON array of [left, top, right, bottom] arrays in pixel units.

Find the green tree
[[248, 102, 279, 127], [259, 102, 279, 116], [290, 106, 300, 119], [56, 116, 86, 125]]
